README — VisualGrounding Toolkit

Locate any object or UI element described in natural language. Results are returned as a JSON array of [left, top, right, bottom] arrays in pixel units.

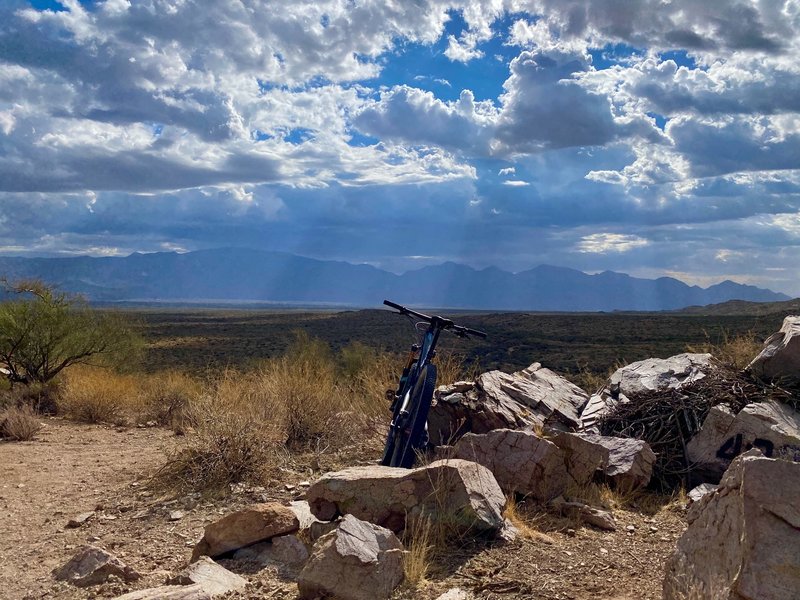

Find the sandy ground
[[0, 418, 686, 600]]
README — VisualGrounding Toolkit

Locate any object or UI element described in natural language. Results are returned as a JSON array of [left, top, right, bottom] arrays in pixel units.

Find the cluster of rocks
[[51, 316, 800, 600]]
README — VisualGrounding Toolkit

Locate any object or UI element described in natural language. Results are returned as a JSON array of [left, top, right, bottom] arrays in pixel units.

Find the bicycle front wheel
[[388, 363, 437, 468]]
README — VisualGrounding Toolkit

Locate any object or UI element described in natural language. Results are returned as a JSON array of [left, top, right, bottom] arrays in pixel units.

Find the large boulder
[[686, 400, 800, 481], [428, 381, 539, 446], [306, 459, 505, 534], [551, 431, 610, 488], [747, 316, 800, 381], [450, 429, 567, 501], [429, 363, 587, 445], [53, 545, 140, 588], [191, 502, 299, 561], [297, 515, 404, 600], [581, 353, 717, 431], [663, 451, 800, 600], [578, 434, 655, 490]]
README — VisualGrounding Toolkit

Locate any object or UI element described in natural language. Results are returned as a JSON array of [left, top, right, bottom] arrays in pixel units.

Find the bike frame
[[382, 300, 487, 467], [393, 318, 445, 416]]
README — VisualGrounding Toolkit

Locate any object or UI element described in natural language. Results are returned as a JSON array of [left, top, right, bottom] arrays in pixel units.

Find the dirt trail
[[0, 419, 176, 600], [1, 418, 686, 600]]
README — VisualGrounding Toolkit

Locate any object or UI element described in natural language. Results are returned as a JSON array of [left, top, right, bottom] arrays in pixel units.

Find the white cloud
[[502, 179, 529, 186], [498, 167, 516, 175], [576, 233, 649, 253]]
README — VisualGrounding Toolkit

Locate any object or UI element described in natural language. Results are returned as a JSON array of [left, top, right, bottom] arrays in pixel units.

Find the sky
[[1, 1, 800, 295]]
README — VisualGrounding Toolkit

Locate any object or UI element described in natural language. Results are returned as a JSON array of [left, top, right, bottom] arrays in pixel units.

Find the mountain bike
[[380, 300, 487, 468]]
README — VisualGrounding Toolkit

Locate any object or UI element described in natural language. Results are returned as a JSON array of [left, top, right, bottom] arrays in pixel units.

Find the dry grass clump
[[158, 333, 400, 491], [504, 495, 555, 543], [687, 330, 763, 370], [59, 366, 138, 424], [137, 370, 201, 430], [0, 404, 42, 441], [402, 516, 434, 585], [158, 370, 284, 491]]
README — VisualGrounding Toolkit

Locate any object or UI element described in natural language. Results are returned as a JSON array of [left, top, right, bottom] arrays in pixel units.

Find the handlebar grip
[[383, 299, 405, 312]]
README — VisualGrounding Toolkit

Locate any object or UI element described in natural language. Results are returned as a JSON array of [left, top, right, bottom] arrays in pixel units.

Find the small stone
[[67, 513, 94, 528], [649, 526, 659, 533], [599, 548, 608, 555], [566, 528, 576, 537], [169, 510, 185, 522], [298, 481, 311, 487], [284, 484, 296, 492], [166, 556, 246, 595], [53, 545, 140, 587], [626, 525, 636, 532]]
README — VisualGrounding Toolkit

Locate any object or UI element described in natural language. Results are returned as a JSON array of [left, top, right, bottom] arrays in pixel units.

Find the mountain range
[[0, 248, 790, 311]]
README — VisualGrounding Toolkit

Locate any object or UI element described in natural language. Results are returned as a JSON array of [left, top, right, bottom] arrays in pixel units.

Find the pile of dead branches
[[596, 365, 797, 491]]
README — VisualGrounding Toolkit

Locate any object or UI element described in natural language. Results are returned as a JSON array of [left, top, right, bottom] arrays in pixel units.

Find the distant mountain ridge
[[0, 248, 790, 311]]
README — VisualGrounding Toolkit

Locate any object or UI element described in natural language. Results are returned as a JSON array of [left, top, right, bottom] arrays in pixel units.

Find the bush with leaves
[[0, 280, 142, 397]]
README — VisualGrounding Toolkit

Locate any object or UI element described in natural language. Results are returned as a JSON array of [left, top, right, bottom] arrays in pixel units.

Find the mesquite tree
[[0, 280, 142, 386]]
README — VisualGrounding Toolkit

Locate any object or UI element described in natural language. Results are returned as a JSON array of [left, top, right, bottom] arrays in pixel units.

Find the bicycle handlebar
[[383, 299, 488, 339]]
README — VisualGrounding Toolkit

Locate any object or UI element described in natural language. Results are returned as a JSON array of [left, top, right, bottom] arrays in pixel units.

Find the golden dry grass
[[504, 495, 555, 544], [54, 333, 465, 492], [59, 366, 138, 424], [402, 516, 434, 585], [687, 330, 763, 370]]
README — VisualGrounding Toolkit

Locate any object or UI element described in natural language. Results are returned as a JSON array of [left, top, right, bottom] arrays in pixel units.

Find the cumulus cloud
[[576, 232, 650, 253], [1, 0, 800, 294]]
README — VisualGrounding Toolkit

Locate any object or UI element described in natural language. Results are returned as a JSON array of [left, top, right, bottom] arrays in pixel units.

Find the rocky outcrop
[[747, 316, 800, 381], [578, 434, 655, 490], [306, 459, 505, 534], [687, 400, 800, 481], [429, 363, 587, 445], [297, 515, 404, 600], [663, 451, 800, 600], [166, 556, 246, 595], [191, 502, 299, 561], [53, 545, 140, 588], [450, 429, 567, 501], [581, 353, 717, 431]]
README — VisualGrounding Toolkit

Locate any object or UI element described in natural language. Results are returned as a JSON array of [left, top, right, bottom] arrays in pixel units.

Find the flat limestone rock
[[687, 400, 800, 481], [191, 502, 299, 561], [166, 556, 246, 595], [112, 584, 211, 600], [610, 353, 716, 397], [687, 483, 719, 504], [428, 363, 587, 445], [53, 545, 140, 588], [578, 434, 655, 490], [307, 459, 505, 534], [480, 363, 586, 430], [451, 429, 567, 501], [747, 315, 800, 381], [428, 386, 539, 447], [663, 452, 800, 600], [297, 515, 404, 600]]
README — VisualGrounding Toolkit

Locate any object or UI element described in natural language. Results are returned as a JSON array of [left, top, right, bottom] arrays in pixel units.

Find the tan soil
[[0, 418, 686, 600]]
